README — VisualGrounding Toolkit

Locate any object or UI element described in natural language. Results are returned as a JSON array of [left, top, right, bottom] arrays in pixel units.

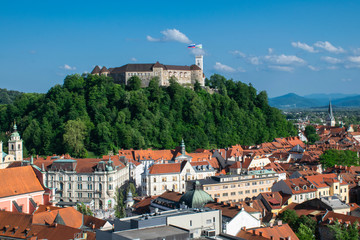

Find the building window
[[206, 219, 212, 224], [99, 177, 101, 181], [59, 177, 63, 181], [99, 183, 102, 191], [153, 178, 156, 182], [252, 189, 257, 193], [77, 184, 82, 190], [77, 193, 82, 198], [214, 194, 220, 198], [245, 182, 250, 186], [109, 177, 113, 182], [69, 193, 71, 197], [162, 177, 167, 182], [231, 185, 236, 188], [68, 183, 71, 189], [69, 177, 71, 181], [78, 176, 82, 181], [190, 220, 192, 226], [231, 192, 236, 196], [109, 184, 112, 190], [88, 193, 92, 198], [88, 176, 92, 181], [154, 186, 156, 191], [223, 185, 228, 189], [238, 191, 243, 195], [245, 190, 250, 194], [173, 176, 177, 181], [223, 193, 228, 197], [88, 184, 92, 190]]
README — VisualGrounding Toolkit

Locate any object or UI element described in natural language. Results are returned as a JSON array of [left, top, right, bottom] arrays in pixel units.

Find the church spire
[[326, 100, 336, 127]]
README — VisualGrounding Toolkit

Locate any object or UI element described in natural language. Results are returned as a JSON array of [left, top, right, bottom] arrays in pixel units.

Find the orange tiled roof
[[148, 162, 184, 174], [283, 178, 317, 194], [0, 166, 44, 198], [238, 223, 299, 240], [205, 202, 259, 219], [33, 207, 84, 229]]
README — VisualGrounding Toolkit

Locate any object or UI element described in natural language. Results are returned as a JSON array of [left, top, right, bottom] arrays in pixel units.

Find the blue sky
[[1, 0, 360, 97]]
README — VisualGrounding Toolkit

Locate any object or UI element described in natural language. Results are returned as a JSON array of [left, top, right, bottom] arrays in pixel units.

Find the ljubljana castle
[[91, 56, 205, 87]]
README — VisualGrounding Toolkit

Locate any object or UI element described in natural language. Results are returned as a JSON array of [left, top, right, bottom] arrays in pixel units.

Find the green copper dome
[[180, 181, 213, 208]]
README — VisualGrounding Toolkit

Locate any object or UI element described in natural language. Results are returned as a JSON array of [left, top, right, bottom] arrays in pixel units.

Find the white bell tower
[[8, 123, 23, 161], [195, 55, 203, 70]]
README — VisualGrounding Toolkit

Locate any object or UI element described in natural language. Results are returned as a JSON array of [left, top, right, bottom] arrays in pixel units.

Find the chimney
[[270, 222, 274, 228], [259, 232, 263, 236], [252, 230, 256, 236], [287, 237, 291, 240], [278, 220, 283, 226], [243, 226, 246, 231], [92, 224, 95, 229], [270, 237, 273, 240]]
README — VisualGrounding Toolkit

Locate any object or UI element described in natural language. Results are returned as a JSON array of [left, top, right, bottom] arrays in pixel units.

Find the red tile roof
[[0, 166, 44, 198], [237, 223, 299, 240], [148, 162, 184, 174]]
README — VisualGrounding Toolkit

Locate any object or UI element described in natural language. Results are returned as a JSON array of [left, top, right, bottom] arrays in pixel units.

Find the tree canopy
[[0, 73, 297, 156], [320, 149, 360, 168]]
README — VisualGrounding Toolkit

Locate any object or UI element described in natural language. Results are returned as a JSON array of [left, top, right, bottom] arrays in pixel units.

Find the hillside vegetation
[[0, 88, 23, 104], [0, 74, 297, 157]]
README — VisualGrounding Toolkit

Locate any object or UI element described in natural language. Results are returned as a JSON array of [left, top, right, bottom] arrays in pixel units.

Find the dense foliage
[[278, 210, 316, 240], [328, 220, 359, 240], [0, 73, 296, 157], [304, 125, 320, 144], [319, 149, 359, 168], [0, 88, 23, 104]]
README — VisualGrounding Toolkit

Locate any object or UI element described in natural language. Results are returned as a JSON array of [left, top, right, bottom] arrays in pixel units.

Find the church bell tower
[[8, 123, 23, 161]]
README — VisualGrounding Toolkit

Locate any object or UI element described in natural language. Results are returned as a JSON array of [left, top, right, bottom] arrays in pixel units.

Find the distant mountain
[[303, 93, 358, 100], [333, 95, 360, 107], [269, 93, 360, 108], [268, 93, 320, 108]]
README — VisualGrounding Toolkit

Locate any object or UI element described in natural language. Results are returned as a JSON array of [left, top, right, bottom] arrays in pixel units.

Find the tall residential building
[[26, 156, 129, 210], [196, 169, 278, 202]]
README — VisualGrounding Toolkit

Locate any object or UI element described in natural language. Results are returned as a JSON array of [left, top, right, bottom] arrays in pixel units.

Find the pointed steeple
[[328, 100, 334, 120], [326, 100, 336, 127]]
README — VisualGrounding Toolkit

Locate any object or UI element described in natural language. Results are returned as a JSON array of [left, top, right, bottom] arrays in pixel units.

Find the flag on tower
[[195, 44, 202, 49], [187, 44, 196, 48]]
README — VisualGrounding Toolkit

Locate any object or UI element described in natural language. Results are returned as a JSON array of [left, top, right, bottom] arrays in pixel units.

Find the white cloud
[[146, 29, 191, 44], [327, 66, 339, 70], [268, 65, 294, 72], [264, 54, 305, 65], [308, 65, 320, 71], [59, 64, 76, 70], [291, 41, 317, 53], [268, 48, 274, 54], [321, 56, 342, 64], [314, 41, 345, 53], [190, 48, 205, 56], [230, 50, 246, 58], [214, 62, 236, 72], [249, 56, 261, 65], [131, 57, 137, 62], [348, 56, 360, 64]]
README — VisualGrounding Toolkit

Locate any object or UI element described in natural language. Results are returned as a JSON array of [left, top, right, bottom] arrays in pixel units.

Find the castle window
[[18, 144, 20, 149], [184, 72, 187, 78]]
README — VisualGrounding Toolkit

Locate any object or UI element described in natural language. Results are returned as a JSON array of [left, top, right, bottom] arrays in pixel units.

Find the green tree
[[328, 220, 359, 240], [278, 210, 298, 229], [63, 119, 87, 157], [320, 149, 360, 168], [296, 223, 315, 240], [127, 76, 142, 91], [76, 202, 93, 216], [304, 125, 319, 144]]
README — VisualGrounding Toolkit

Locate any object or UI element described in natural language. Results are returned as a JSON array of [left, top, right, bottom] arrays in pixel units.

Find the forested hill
[[0, 88, 23, 104], [0, 74, 297, 157]]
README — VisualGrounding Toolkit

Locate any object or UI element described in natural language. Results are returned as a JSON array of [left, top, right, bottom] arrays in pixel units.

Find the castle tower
[[195, 55, 203, 71], [8, 123, 23, 161], [326, 101, 336, 127]]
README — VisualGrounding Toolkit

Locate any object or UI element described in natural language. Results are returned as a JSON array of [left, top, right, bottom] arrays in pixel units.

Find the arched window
[[99, 183, 102, 191]]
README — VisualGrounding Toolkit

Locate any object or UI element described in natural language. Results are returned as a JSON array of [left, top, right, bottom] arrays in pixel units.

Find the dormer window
[[295, 186, 299, 191], [303, 185, 307, 190]]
